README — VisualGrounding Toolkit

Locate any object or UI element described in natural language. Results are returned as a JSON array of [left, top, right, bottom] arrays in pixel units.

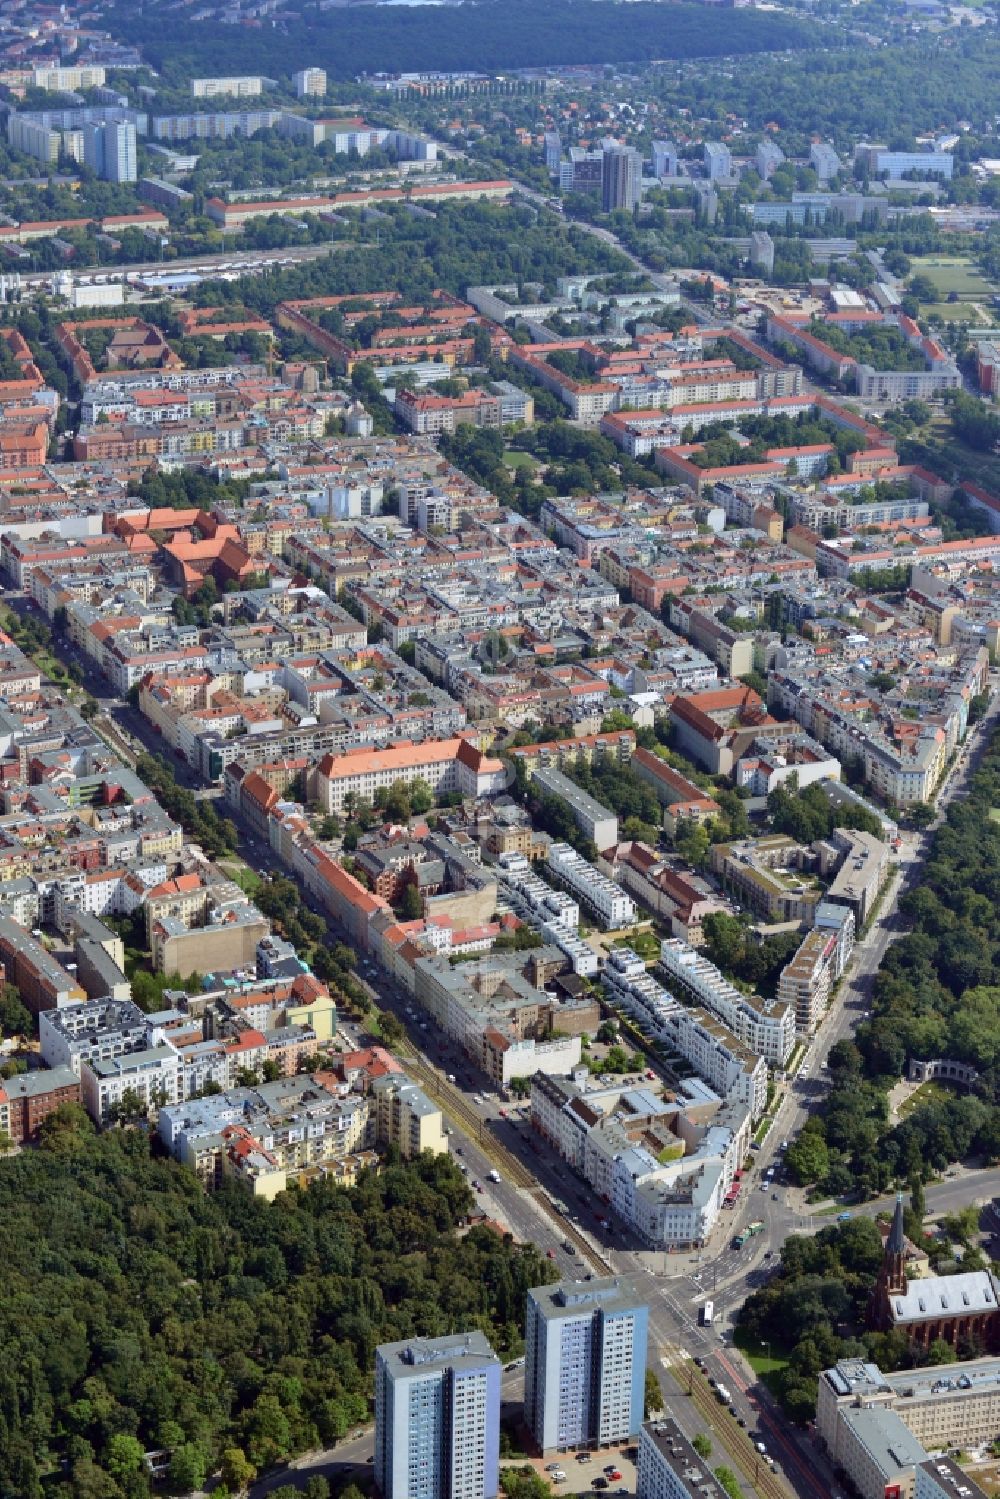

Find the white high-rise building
[[294, 67, 327, 98], [651, 140, 678, 178], [375, 1333, 501, 1499], [703, 141, 732, 181], [82, 120, 137, 183], [524, 1278, 648, 1454]]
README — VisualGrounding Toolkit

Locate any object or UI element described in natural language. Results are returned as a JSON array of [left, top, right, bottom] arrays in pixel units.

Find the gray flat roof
[[841, 1405, 927, 1476], [641, 1420, 720, 1499], [376, 1331, 498, 1379], [528, 1275, 644, 1321], [1, 1064, 78, 1099]]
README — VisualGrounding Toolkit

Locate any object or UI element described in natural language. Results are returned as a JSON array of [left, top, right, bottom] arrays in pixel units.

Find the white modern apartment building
[[81, 1045, 183, 1124], [659, 938, 795, 1064], [547, 843, 636, 928], [40, 997, 150, 1074], [777, 925, 841, 1033], [495, 854, 598, 976], [669, 1007, 767, 1119], [191, 76, 266, 98], [375, 1332, 501, 1499], [525, 1278, 648, 1453], [498, 855, 580, 931], [602, 949, 767, 1118]]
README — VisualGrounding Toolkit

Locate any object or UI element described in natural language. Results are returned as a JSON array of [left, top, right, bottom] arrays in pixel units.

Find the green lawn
[[898, 1079, 953, 1119], [613, 928, 660, 962], [220, 858, 263, 897], [733, 1329, 789, 1394], [988, 808, 1000, 825], [504, 450, 538, 472], [911, 257, 996, 298], [923, 302, 994, 326]]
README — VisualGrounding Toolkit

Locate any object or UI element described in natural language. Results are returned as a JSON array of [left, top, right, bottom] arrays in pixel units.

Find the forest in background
[[105, 0, 818, 82]]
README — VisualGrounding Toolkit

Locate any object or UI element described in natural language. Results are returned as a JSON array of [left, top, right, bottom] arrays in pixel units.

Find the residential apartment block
[[531, 1070, 750, 1248], [294, 68, 327, 97], [777, 911, 854, 1033], [524, 1278, 648, 1452], [603, 948, 767, 1119], [530, 765, 619, 852], [638, 1420, 724, 1499], [412, 949, 587, 1089], [375, 1332, 501, 1499], [0, 1066, 81, 1143], [547, 843, 636, 928], [659, 939, 795, 1065], [191, 76, 266, 98], [311, 736, 506, 815]]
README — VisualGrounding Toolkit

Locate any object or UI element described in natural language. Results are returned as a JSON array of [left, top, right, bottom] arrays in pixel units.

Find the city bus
[[700, 1300, 714, 1326]]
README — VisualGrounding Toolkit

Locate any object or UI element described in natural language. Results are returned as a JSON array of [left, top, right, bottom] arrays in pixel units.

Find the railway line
[[679, 1358, 793, 1499]]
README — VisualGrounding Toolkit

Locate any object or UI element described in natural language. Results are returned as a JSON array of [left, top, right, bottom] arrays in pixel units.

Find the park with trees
[[784, 728, 1000, 1202], [0, 1117, 554, 1498]]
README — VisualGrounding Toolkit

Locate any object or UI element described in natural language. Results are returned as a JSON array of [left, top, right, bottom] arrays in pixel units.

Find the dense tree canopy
[[740, 1217, 891, 1422], [108, 1, 817, 82], [0, 1120, 553, 1499], [783, 730, 1000, 1200]]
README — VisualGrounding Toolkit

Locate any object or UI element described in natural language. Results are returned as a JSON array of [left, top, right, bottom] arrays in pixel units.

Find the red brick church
[[868, 1194, 1000, 1353]]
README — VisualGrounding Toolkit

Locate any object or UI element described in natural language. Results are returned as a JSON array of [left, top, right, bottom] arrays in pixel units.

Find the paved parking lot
[[523, 1449, 638, 1496]]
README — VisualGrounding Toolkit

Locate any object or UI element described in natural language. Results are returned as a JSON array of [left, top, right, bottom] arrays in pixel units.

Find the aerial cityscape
[[2, 1, 1000, 1498]]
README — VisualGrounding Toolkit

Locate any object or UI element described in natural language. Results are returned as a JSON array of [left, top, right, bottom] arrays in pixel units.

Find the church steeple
[[868, 1191, 908, 1331], [886, 1192, 906, 1264]]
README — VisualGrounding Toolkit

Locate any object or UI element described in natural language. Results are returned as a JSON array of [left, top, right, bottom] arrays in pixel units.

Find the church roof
[[889, 1270, 1000, 1327]]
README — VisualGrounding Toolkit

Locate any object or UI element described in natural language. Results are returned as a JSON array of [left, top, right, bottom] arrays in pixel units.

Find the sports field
[[911, 256, 995, 299]]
